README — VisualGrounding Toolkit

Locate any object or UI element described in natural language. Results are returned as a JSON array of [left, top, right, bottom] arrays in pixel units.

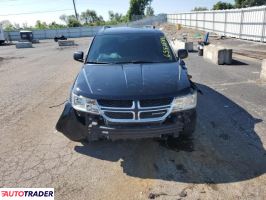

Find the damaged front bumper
[[56, 102, 196, 141]]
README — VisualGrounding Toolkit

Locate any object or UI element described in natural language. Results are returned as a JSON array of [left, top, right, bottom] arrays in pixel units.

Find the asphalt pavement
[[0, 38, 265, 200]]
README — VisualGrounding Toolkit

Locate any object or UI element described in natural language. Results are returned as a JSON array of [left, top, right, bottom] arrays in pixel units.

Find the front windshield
[[87, 33, 176, 64]]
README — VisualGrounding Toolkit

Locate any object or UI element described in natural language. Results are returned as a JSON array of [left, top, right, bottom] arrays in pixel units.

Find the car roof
[[97, 27, 163, 36], [20, 30, 32, 33]]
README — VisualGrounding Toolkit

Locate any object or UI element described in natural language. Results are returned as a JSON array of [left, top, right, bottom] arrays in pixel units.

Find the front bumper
[[56, 102, 196, 141]]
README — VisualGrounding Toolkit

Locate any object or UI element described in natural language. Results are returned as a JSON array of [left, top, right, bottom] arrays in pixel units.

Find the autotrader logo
[[0, 188, 54, 200]]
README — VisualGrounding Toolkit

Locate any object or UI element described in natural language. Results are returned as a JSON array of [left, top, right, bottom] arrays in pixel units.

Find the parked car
[[0, 24, 5, 44], [54, 35, 67, 42], [56, 27, 198, 142], [20, 30, 33, 42]]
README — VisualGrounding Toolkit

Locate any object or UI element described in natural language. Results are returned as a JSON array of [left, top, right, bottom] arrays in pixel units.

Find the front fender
[[56, 102, 87, 141]]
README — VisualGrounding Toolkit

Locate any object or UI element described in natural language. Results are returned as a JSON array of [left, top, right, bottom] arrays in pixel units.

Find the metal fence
[[167, 5, 266, 42], [4, 14, 167, 41], [4, 26, 102, 41]]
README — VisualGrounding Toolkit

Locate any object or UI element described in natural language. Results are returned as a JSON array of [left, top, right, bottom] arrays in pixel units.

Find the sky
[[0, 0, 235, 26]]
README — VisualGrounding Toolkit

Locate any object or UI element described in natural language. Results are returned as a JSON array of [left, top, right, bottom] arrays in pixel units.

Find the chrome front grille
[[139, 98, 173, 107], [97, 99, 173, 123], [104, 111, 134, 119], [97, 99, 133, 108]]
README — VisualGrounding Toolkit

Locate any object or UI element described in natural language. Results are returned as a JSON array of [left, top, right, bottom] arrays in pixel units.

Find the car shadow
[[74, 83, 266, 184]]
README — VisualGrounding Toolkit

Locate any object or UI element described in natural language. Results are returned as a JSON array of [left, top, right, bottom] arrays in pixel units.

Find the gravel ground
[[0, 37, 266, 200], [159, 23, 266, 60]]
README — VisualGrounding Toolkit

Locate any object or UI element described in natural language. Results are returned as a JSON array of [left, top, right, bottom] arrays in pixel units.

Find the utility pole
[[72, 0, 78, 20]]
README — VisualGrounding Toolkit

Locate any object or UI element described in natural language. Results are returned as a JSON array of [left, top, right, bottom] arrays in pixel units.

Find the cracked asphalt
[[0, 38, 266, 200]]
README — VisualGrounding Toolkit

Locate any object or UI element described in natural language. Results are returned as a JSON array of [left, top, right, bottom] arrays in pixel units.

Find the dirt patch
[[158, 23, 207, 42], [160, 23, 266, 60], [234, 50, 266, 60]]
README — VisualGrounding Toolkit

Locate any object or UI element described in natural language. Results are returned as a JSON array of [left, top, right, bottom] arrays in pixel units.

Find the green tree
[[59, 14, 81, 27], [0, 20, 16, 31], [108, 11, 126, 24], [22, 22, 31, 30], [192, 7, 209, 11], [48, 22, 66, 29], [146, 5, 154, 16], [127, 0, 153, 21], [13, 23, 21, 30], [235, 0, 266, 8], [67, 18, 81, 27], [80, 9, 104, 25], [59, 14, 68, 24], [35, 20, 48, 29], [213, 1, 234, 10], [4, 24, 15, 31]]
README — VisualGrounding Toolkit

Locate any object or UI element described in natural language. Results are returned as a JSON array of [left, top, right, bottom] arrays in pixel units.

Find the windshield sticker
[[160, 37, 172, 59]]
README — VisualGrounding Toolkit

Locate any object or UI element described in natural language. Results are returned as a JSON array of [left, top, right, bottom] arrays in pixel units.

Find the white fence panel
[[205, 21, 213, 31], [215, 12, 226, 22], [227, 11, 242, 23], [264, 27, 266, 42], [214, 22, 225, 33], [167, 5, 266, 42]]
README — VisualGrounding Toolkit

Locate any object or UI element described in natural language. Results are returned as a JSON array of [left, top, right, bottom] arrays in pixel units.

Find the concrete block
[[203, 44, 232, 65], [32, 39, 40, 43], [260, 59, 266, 82], [224, 49, 233, 65], [58, 40, 75, 46], [170, 39, 193, 52], [16, 42, 32, 48]]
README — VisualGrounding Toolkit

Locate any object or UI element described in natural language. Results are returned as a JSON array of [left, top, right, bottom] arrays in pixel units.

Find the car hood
[[73, 62, 191, 99]]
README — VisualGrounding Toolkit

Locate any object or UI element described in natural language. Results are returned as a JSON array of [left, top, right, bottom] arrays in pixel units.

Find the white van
[[0, 24, 5, 44]]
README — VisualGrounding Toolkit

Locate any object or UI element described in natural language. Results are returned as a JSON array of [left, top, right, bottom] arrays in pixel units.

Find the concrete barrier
[[224, 49, 233, 65], [260, 59, 266, 82], [203, 44, 232, 65], [58, 40, 75, 46], [170, 39, 193, 52], [32, 39, 40, 43], [16, 42, 33, 48]]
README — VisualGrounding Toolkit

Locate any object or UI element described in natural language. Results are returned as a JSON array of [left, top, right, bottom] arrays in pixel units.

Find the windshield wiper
[[87, 61, 109, 64], [113, 61, 157, 64]]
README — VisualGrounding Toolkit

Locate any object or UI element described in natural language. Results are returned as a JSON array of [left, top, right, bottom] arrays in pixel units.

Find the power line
[[0, 9, 73, 16], [0, 0, 66, 7], [72, 0, 78, 20], [0, 0, 19, 2]]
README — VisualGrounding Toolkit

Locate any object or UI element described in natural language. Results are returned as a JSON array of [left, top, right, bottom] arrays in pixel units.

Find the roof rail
[[99, 26, 112, 32], [144, 25, 155, 29], [103, 26, 111, 29]]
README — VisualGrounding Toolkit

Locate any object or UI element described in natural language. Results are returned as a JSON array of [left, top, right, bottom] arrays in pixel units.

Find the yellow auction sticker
[[160, 37, 172, 60]]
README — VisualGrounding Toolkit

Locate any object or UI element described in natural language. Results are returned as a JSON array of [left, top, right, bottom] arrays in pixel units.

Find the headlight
[[172, 91, 197, 112], [71, 93, 100, 114]]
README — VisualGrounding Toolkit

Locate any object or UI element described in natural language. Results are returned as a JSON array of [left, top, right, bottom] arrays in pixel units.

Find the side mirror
[[177, 49, 188, 59], [73, 51, 84, 62]]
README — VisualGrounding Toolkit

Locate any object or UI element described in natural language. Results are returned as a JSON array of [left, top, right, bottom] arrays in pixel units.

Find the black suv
[[56, 27, 197, 142]]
